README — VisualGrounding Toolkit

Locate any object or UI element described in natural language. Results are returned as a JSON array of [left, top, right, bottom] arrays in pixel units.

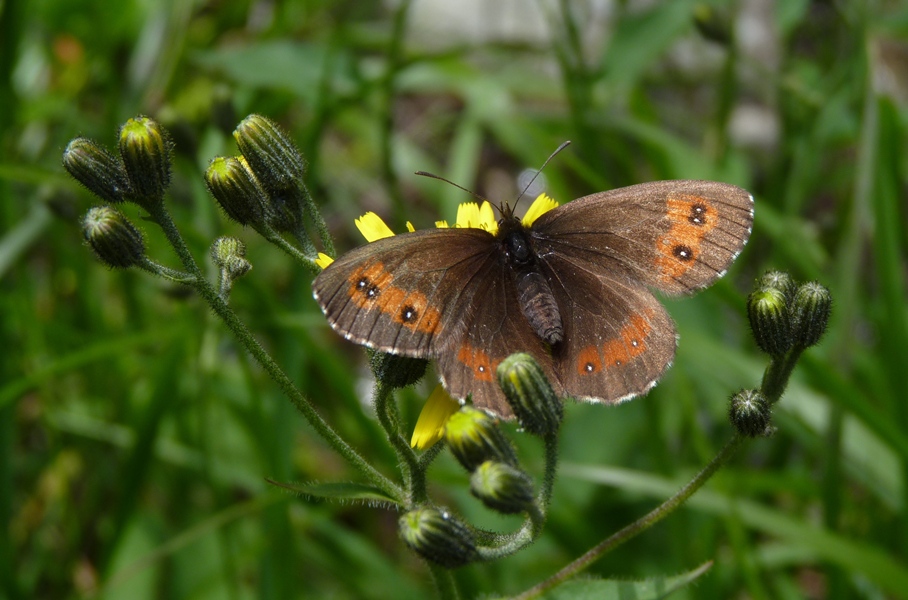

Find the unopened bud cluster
[[205, 114, 308, 232], [748, 271, 831, 354], [63, 115, 173, 211], [211, 237, 251, 280]]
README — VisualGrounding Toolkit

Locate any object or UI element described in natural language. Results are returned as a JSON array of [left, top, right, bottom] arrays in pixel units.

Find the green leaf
[[266, 479, 400, 505], [541, 561, 712, 599]]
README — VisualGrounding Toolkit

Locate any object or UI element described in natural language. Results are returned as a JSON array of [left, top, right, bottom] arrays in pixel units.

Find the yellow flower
[[355, 212, 396, 242], [410, 385, 462, 450], [315, 252, 334, 268], [522, 193, 558, 226]]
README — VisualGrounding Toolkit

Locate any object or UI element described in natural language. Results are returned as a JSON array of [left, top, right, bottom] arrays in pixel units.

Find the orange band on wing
[[655, 194, 717, 283], [577, 309, 654, 375], [346, 261, 442, 334], [457, 344, 500, 382]]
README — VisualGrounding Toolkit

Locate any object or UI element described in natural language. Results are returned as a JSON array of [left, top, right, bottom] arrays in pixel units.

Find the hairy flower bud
[[233, 114, 305, 195], [444, 407, 518, 472], [369, 351, 428, 390], [748, 286, 793, 356], [205, 156, 268, 226], [62, 138, 131, 204], [497, 353, 562, 436], [757, 270, 797, 303], [118, 116, 172, 204], [729, 389, 772, 437], [81, 206, 146, 268], [211, 237, 251, 279], [399, 508, 478, 568], [790, 282, 832, 348], [470, 461, 535, 514]]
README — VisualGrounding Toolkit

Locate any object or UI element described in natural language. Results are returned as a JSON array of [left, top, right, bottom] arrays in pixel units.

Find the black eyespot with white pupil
[[401, 305, 417, 322], [585, 363, 594, 372], [688, 203, 708, 226], [356, 277, 380, 299], [673, 244, 694, 262]]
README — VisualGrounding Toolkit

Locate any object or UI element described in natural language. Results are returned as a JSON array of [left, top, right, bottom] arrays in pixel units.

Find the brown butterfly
[[313, 178, 753, 418]]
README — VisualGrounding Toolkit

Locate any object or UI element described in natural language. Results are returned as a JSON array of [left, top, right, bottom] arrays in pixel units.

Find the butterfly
[[312, 178, 753, 418]]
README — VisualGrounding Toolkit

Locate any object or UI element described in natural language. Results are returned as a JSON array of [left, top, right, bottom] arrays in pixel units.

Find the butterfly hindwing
[[537, 248, 677, 404], [434, 254, 563, 416]]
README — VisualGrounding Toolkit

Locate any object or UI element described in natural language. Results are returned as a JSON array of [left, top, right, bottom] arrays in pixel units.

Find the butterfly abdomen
[[501, 221, 564, 345], [515, 269, 563, 344]]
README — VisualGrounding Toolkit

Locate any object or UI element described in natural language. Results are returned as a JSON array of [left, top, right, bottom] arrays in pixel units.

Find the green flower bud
[[445, 407, 518, 472], [496, 353, 562, 436], [470, 461, 535, 514], [368, 350, 427, 390], [747, 286, 793, 356], [757, 270, 797, 303], [790, 282, 832, 348], [399, 508, 478, 568], [205, 156, 268, 226], [118, 116, 172, 204], [729, 389, 771, 437], [62, 138, 131, 204], [233, 114, 305, 195], [211, 237, 251, 279], [81, 206, 146, 268]]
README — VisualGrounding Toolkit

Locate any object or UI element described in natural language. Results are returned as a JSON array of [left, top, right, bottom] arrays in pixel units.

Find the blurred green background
[[2, 0, 908, 598]]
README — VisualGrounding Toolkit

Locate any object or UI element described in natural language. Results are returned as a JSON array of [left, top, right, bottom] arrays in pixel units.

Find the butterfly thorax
[[497, 216, 564, 345]]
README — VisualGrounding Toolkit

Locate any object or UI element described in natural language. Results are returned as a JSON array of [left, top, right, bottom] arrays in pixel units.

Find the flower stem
[[761, 348, 803, 403], [428, 563, 460, 600], [513, 434, 746, 600], [147, 202, 404, 502], [375, 382, 420, 503]]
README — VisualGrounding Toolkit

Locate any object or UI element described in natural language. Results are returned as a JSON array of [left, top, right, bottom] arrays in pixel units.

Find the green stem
[[256, 224, 320, 274], [539, 431, 559, 512], [428, 563, 460, 600], [760, 347, 804, 404], [374, 382, 419, 503], [297, 179, 335, 257], [147, 202, 403, 502], [137, 257, 194, 284], [514, 434, 746, 600]]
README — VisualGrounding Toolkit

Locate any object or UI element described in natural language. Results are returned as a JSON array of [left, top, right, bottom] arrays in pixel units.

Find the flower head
[[410, 386, 462, 450]]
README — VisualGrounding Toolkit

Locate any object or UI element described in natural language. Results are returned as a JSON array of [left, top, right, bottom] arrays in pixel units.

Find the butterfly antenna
[[517, 140, 571, 202], [414, 171, 494, 206]]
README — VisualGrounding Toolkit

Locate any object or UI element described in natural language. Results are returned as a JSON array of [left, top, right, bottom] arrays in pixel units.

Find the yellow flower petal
[[435, 220, 450, 228], [315, 252, 334, 269], [522, 193, 559, 226], [455, 202, 481, 228], [478, 201, 497, 234], [406, 221, 415, 232], [410, 385, 462, 450], [355, 212, 395, 242]]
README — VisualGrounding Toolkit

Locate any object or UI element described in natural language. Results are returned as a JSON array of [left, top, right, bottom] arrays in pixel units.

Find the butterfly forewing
[[533, 180, 753, 295], [313, 228, 499, 357]]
